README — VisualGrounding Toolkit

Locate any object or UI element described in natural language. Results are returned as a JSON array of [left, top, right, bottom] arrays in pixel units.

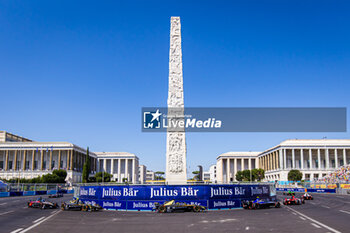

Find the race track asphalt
[[0, 194, 73, 233], [1, 192, 349, 233]]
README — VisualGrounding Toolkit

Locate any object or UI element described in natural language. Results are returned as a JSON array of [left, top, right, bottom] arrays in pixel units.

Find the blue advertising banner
[[276, 188, 336, 193], [78, 184, 273, 211]]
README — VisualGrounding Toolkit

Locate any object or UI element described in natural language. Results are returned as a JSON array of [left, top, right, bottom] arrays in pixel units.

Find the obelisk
[[165, 17, 187, 184]]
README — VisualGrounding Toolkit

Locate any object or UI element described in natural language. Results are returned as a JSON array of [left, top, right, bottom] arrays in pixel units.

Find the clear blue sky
[[1, 1, 350, 174]]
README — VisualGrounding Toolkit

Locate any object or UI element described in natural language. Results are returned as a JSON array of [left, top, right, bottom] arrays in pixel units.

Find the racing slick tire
[[251, 203, 256, 209], [193, 206, 201, 212], [158, 206, 166, 213], [275, 202, 281, 208]]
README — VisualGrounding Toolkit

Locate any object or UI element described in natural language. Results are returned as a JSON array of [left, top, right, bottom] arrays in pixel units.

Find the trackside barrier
[[276, 188, 336, 193], [0, 192, 10, 197], [78, 184, 276, 211], [0, 189, 74, 197]]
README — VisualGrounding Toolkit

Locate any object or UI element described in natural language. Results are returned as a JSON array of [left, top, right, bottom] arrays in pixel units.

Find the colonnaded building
[[0, 131, 141, 184], [217, 139, 350, 183]]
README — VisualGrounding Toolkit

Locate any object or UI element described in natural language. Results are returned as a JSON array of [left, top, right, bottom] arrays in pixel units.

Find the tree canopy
[[288, 169, 303, 181]]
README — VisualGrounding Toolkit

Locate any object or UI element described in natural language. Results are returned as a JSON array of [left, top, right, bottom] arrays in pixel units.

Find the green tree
[[94, 172, 112, 182], [242, 170, 251, 181], [155, 171, 165, 180], [192, 171, 200, 180], [41, 169, 67, 183], [288, 169, 302, 181], [252, 168, 265, 181], [82, 147, 91, 183], [235, 171, 244, 181]]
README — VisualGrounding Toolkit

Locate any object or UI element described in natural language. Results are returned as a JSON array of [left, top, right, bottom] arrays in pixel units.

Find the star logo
[[143, 109, 162, 129], [151, 109, 162, 122]]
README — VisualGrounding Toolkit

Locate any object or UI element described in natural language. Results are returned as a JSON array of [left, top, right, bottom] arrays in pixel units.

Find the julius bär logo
[[143, 109, 162, 129]]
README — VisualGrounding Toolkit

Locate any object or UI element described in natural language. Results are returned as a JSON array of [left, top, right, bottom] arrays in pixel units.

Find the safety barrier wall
[[0, 189, 74, 197], [276, 188, 336, 193], [78, 184, 275, 211]]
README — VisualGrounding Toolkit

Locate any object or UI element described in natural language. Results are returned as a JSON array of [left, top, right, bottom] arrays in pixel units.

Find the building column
[[67, 150, 70, 170], [118, 159, 121, 182], [103, 159, 107, 172], [5, 150, 8, 171], [248, 158, 252, 170], [325, 148, 329, 169], [58, 150, 61, 169], [241, 158, 244, 171], [271, 153, 273, 170], [132, 159, 136, 183], [279, 149, 283, 169], [343, 149, 347, 166], [125, 159, 129, 181], [317, 149, 321, 169], [335, 149, 338, 168], [23, 150, 27, 170], [300, 149, 304, 170], [40, 150, 44, 170], [70, 150, 74, 171], [275, 152, 278, 169], [271, 153, 274, 170], [283, 149, 287, 169], [49, 149, 53, 170], [14, 150, 18, 170], [111, 159, 115, 176], [309, 149, 312, 169], [31, 150, 35, 170], [226, 158, 230, 183], [234, 158, 237, 181], [292, 149, 295, 169]]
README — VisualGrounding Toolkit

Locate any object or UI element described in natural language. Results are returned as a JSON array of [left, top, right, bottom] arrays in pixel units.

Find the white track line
[[11, 228, 23, 233], [322, 205, 330, 209], [339, 210, 350, 215], [19, 210, 61, 233], [0, 210, 14, 216], [0, 202, 7, 205], [33, 217, 45, 223], [311, 223, 321, 229], [284, 206, 341, 233], [299, 216, 306, 220]]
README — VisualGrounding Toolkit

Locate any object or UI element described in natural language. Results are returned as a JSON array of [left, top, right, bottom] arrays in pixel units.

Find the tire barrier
[[78, 184, 276, 211]]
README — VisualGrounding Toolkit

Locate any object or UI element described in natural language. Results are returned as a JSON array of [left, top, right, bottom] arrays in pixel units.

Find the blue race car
[[242, 197, 281, 209]]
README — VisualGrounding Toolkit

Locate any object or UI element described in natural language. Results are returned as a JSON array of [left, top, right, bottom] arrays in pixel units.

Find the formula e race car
[[283, 190, 296, 196], [301, 193, 313, 200], [154, 200, 206, 213], [283, 195, 305, 205], [48, 193, 63, 198], [242, 198, 281, 209], [27, 197, 59, 209], [61, 198, 102, 211]]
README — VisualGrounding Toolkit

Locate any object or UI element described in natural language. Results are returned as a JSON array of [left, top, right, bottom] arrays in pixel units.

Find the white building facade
[[260, 139, 350, 181], [138, 165, 147, 184], [216, 152, 260, 183], [95, 152, 139, 184], [216, 139, 350, 183], [203, 165, 217, 183], [0, 142, 98, 183]]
